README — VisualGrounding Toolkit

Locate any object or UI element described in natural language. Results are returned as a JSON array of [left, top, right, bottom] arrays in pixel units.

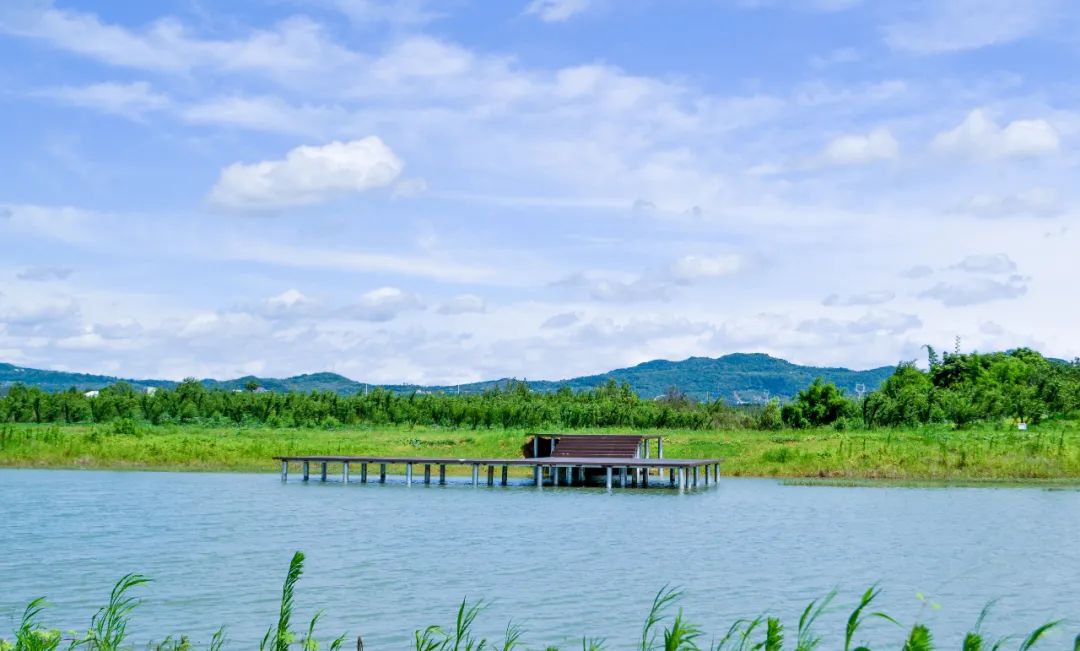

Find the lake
[[1, 469, 1077, 648]]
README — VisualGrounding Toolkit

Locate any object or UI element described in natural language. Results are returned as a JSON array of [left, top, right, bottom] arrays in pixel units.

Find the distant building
[[144, 387, 157, 396], [83, 390, 100, 398]]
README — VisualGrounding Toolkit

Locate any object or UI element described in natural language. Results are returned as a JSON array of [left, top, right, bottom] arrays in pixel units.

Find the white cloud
[[919, 277, 1027, 306], [900, 265, 934, 279], [554, 272, 671, 303], [330, 0, 441, 26], [342, 287, 423, 321], [954, 253, 1017, 274], [524, 0, 591, 23], [437, 294, 486, 315], [541, 312, 581, 329], [932, 110, 1059, 159], [207, 137, 404, 210], [39, 81, 169, 118], [668, 254, 742, 283], [957, 188, 1062, 219], [822, 128, 899, 165], [885, 0, 1060, 54], [181, 96, 343, 135], [822, 290, 895, 306], [16, 266, 73, 281]]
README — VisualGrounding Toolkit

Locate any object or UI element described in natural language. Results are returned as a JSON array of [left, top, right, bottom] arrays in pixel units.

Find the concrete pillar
[[564, 466, 573, 486], [692, 466, 699, 488], [534, 465, 542, 486], [605, 466, 613, 490], [379, 463, 387, 483], [361, 463, 368, 483], [678, 468, 686, 491], [501, 465, 508, 486], [704, 465, 709, 486], [669, 468, 675, 487], [405, 463, 413, 486], [343, 462, 349, 484], [487, 465, 495, 486], [471, 464, 479, 486], [576, 466, 585, 483], [533, 436, 539, 458], [302, 461, 310, 482], [714, 463, 720, 482], [424, 464, 432, 484], [643, 467, 650, 488], [658, 438, 664, 459], [620, 466, 627, 488], [553, 466, 560, 487], [439, 465, 447, 485], [320, 462, 327, 482], [280, 460, 288, 482]]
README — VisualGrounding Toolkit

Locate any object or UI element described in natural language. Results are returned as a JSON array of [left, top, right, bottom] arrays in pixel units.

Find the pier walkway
[[274, 454, 721, 491]]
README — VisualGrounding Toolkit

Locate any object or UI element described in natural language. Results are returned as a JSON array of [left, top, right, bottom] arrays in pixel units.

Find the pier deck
[[274, 454, 722, 490]]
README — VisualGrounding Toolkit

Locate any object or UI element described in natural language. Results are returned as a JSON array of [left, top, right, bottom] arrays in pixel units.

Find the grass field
[[2, 421, 1079, 483]]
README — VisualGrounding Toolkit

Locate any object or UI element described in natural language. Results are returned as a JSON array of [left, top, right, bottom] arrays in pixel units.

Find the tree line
[[0, 348, 1077, 430]]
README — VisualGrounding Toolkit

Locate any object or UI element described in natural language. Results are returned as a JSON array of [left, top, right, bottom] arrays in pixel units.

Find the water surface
[[1, 470, 1077, 647]]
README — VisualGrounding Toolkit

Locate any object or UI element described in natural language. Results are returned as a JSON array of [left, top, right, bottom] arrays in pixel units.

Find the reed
[[1, 555, 1073, 650]]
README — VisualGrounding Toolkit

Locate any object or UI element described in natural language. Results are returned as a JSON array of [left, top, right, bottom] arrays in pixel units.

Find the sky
[[0, 0, 1078, 384]]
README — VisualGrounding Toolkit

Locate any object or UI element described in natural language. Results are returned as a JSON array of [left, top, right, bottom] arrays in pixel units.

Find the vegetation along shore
[[0, 348, 1078, 482], [3, 551, 1076, 650]]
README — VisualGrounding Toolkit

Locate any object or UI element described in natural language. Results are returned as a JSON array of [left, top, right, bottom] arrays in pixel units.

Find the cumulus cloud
[[436, 294, 486, 315], [256, 288, 319, 320], [16, 266, 74, 281], [668, 254, 742, 283], [953, 253, 1017, 274], [524, 0, 591, 22], [207, 137, 403, 210], [39, 81, 169, 118], [821, 128, 899, 165], [554, 272, 671, 303], [798, 310, 922, 336], [900, 265, 934, 279], [932, 110, 1059, 159], [342, 287, 423, 321], [822, 290, 895, 306], [919, 277, 1027, 306], [957, 188, 1062, 219], [541, 312, 581, 329]]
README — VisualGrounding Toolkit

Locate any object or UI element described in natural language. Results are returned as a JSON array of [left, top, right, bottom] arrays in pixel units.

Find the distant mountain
[[0, 353, 895, 403]]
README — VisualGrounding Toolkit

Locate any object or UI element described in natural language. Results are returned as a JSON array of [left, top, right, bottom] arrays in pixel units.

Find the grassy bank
[[3, 551, 1075, 650], [1, 421, 1079, 482]]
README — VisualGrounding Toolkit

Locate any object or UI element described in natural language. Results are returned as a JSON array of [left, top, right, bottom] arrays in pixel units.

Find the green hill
[[0, 353, 894, 403]]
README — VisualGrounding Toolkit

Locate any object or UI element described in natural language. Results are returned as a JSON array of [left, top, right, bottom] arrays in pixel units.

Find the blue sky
[[0, 0, 1077, 384]]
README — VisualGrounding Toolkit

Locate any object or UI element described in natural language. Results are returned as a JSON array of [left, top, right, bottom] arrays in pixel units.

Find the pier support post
[[714, 463, 719, 483], [606, 466, 613, 490], [534, 465, 542, 486], [281, 460, 288, 482], [379, 463, 387, 483], [619, 466, 627, 488], [658, 438, 664, 460], [553, 466, 559, 487], [564, 466, 573, 486], [669, 468, 675, 487], [303, 461, 310, 482], [343, 462, 350, 484], [424, 464, 432, 484], [576, 467, 585, 484], [320, 462, 327, 482], [439, 465, 446, 485], [501, 465, 508, 486], [472, 464, 479, 487], [361, 463, 368, 483], [487, 465, 495, 486], [703, 464, 709, 486], [692, 466, 698, 488], [643, 467, 650, 488], [405, 463, 413, 486]]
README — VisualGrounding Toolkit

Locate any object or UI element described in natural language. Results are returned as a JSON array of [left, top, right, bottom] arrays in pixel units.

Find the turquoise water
[[1, 469, 1077, 647]]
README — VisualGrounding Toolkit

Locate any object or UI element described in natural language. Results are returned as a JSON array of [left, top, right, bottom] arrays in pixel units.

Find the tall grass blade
[[902, 624, 933, 651], [763, 617, 783, 651], [1017, 621, 1060, 651], [795, 590, 835, 651], [641, 586, 681, 651]]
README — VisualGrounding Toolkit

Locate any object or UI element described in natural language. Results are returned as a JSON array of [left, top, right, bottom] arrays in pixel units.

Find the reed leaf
[[1017, 621, 1059, 651], [641, 587, 681, 651], [902, 624, 933, 651], [763, 618, 783, 651]]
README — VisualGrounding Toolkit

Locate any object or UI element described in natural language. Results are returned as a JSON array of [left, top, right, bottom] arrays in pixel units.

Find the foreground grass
[[1, 422, 1079, 483], [3, 551, 1075, 650]]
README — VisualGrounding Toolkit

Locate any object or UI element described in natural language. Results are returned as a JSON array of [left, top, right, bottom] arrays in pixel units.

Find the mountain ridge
[[0, 354, 895, 403]]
